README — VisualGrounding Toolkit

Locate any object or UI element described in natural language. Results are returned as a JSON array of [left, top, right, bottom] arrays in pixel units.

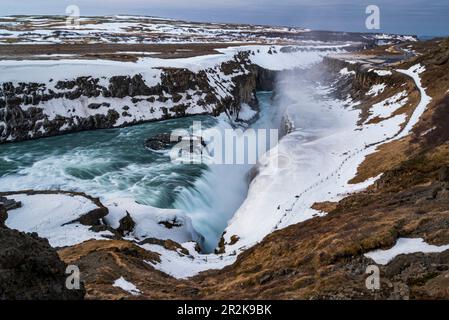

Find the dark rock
[[259, 273, 273, 285], [160, 68, 200, 93], [77, 207, 108, 226], [87, 103, 102, 110], [157, 96, 169, 103], [438, 166, 449, 182], [0, 226, 85, 300], [144, 133, 182, 151], [88, 225, 120, 238], [0, 197, 22, 211], [229, 235, 240, 245], [109, 74, 152, 98], [0, 206, 7, 226], [158, 217, 183, 229], [172, 93, 183, 103], [117, 211, 135, 236]]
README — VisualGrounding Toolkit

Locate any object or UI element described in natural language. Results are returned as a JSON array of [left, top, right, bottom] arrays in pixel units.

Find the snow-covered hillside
[[222, 64, 430, 253]]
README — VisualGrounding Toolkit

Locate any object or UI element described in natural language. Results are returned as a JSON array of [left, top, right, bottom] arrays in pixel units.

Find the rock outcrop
[[0, 219, 86, 300]]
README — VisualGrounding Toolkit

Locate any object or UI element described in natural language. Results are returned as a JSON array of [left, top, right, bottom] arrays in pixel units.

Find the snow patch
[[369, 69, 392, 76], [142, 242, 236, 279], [366, 91, 408, 121], [339, 67, 355, 76], [364, 238, 449, 265], [5, 193, 113, 247], [104, 197, 199, 244], [112, 277, 141, 296], [367, 84, 386, 96], [237, 103, 258, 122]]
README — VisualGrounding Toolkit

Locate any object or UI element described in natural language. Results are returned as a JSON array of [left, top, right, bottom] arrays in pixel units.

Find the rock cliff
[[0, 52, 276, 143]]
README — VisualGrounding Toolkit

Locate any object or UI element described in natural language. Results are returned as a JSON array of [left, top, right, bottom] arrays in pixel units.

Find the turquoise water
[[0, 92, 275, 251], [0, 115, 215, 208]]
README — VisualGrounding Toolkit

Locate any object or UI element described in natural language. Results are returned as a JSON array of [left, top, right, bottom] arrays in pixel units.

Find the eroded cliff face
[[0, 51, 276, 143]]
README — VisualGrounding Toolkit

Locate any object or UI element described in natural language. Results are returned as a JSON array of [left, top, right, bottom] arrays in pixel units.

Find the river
[[0, 91, 276, 252]]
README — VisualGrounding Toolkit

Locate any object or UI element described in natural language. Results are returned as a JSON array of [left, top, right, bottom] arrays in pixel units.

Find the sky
[[1, 0, 448, 37]]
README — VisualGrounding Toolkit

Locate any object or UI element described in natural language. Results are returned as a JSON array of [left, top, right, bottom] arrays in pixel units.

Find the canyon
[[1, 16, 448, 300]]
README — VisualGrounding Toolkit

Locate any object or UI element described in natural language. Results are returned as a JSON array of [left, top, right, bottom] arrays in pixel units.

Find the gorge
[[1, 15, 448, 300]]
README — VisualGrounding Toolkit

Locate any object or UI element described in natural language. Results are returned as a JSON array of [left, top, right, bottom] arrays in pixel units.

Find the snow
[[142, 242, 236, 279], [0, 15, 313, 45], [0, 59, 162, 87], [0, 44, 344, 84], [366, 91, 408, 121], [339, 67, 356, 76], [367, 84, 386, 96], [369, 69, 392, 76], [237, 103, 258, 121], [104, 197, 200, 244], [0, 44, 346, 143], [373, 34, 417, 42], [364, 238, 449, 265], [395, 64, 432, 139], [5, 193, 113, 247], [112, 277, 141, 296], [221, 74, 408, 253]]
